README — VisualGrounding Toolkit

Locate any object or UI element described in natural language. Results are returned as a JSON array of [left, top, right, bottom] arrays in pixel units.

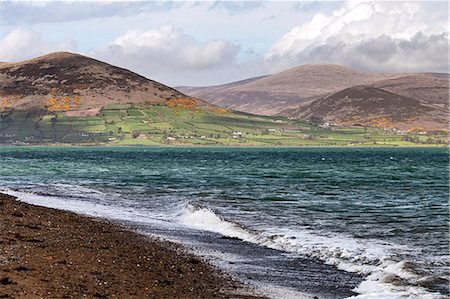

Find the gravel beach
[[0, 193, 261, 298]]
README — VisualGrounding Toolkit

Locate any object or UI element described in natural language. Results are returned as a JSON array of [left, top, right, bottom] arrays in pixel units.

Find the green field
[[0, 104, 447, 146]]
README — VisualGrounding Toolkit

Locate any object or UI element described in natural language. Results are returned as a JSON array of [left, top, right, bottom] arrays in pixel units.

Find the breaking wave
[[178, 204, 447, 299]]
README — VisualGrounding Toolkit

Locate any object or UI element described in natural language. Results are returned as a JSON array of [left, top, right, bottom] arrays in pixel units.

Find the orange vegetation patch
[[165, 97, 199, 109], [47, 96, 81, 112], [407, 127, 427, 133], [366, 117, 396, 129], [212, 107, 229, 114], [0, 98, 11, 109]]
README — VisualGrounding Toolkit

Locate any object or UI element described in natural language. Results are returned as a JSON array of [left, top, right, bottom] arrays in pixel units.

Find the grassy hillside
[[0, 104, 447, 146]]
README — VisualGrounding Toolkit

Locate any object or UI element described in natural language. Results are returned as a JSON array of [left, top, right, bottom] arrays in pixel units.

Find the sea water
[[0, 147, 448, 298]]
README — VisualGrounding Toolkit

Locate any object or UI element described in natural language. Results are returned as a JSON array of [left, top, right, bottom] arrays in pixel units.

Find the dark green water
[[0, 147, 448, 298]]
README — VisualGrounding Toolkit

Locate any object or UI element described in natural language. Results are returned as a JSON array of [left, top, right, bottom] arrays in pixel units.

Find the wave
[[3, 188, 446, 299], [178, 204, 447, 299]]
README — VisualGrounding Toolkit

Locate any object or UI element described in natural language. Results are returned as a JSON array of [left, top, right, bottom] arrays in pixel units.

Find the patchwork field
[[0, 104, 447, 146]]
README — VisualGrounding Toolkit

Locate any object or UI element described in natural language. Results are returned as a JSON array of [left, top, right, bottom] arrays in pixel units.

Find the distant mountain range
[[0, 52, 446, 146], [0, 52, 348, 146], [178, 65, 449, 130]]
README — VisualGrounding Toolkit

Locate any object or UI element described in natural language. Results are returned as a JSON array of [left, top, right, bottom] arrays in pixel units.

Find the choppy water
[[0, 147, 448, 298]]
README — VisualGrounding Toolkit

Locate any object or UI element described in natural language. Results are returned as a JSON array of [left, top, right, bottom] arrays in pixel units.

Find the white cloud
[[100, 24, 240, 68], [265, 1, 449, 73], [0, 28, 76, 62], [92, 24, 242, 84], [1, 1, 448, 87]]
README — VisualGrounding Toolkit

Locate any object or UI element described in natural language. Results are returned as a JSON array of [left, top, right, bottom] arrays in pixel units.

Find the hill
[[285, 86, 447, 130], [177, 64, 394, 115], [0, 52, 187, 113], [0, 52, 446, 146], [178, 65, 449, 130]]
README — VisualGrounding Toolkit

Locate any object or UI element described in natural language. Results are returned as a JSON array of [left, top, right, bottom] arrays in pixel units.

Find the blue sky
[[0, 1, 448, 86]]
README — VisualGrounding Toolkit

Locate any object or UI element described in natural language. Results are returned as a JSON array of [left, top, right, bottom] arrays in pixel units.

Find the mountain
[[0, 52, 445, 146], [177, 64, 395, 115], [286, 86, 447, 130], [0, 52, 188, 113], [178, 64, 449, 130], [0, 52, 370, 146]]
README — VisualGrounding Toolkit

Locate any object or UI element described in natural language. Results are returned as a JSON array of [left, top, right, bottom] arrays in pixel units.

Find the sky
[[0, 0, 448, 86]]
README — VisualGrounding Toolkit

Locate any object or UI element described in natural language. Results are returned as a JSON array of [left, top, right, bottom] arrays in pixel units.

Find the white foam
[[179, 204, 254, 239], [350, 279, 444, 299], [178, 204, 395, 266], [5, 189, 444, 299], [2, 189, 173, 228], [178, 204, 444, 299]]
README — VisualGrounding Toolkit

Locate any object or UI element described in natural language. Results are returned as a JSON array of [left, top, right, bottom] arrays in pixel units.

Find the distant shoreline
[[0, 144, 447, 148], [0, 192, 261, 298]]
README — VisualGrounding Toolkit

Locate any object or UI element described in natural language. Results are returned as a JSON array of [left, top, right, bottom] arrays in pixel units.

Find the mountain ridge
[[0, 52, 446, 145], [178, 64, 449, 129], [177, 64, 399, 114]]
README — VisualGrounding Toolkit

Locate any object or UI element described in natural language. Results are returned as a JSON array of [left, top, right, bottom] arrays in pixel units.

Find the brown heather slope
[[372, 73, 449, 108], [0, 52, 194, 113], [178, 64, 449, 129], [178, 64, 397, 116], [286, 86, 447, 130]]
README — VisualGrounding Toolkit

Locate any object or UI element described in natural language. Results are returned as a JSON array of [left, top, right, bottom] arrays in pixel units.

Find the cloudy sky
[[0, 1, 448, 86]]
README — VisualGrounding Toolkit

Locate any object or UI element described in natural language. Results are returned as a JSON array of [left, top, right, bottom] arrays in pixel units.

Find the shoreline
[[0, 193, 262, 298], [0, 144, 447, 148]]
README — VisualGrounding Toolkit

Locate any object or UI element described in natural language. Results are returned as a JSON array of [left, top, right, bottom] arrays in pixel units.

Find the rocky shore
[[0, 193, 260, 298]]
